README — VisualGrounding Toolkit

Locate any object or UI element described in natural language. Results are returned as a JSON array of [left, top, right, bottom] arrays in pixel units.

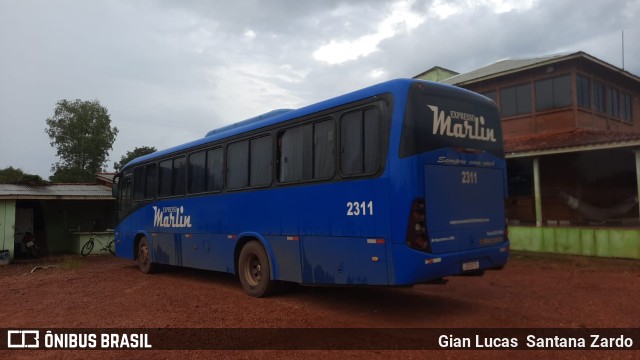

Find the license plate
[[26, 241, 34, 247], [462, 260, 480, 271]]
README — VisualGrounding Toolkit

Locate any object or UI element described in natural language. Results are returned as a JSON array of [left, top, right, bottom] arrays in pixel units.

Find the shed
[[0, 179, 115, 261]]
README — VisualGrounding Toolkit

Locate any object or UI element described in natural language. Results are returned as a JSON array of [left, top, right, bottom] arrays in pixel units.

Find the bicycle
[[81, 233, 115, 257]]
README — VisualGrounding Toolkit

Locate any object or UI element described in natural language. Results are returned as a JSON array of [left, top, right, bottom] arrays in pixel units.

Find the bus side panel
[[301, 236, 388, 285], [266, 235, 303, 283], [181, 234, 212, 270], [153, 232, 182, 266]]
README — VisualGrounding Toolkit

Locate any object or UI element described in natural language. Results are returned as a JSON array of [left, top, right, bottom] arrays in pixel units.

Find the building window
[[481, 90, 497, 103], [620, 93, 632, 122], [577, 75, 591, 109], [607, 88, 620, 118], [535, 75, 572, 111], [593, 81, 606, 113], [500, 84, 531, 117]]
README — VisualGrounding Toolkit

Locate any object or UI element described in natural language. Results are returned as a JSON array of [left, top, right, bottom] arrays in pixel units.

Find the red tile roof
[[505, 128, 640, 155]]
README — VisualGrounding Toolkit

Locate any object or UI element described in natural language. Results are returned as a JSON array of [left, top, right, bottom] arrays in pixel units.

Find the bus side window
[[158, 157, 186, 197], [119, 173, 132, 214], [227, 141, 249, 189], [134, 163, 157, 200], [133, 166, 146, 200], [158, 159, 172, 197], [173, 157, 186, 196], [278, 120, 334, 183], [249, 136, 272, 187], [188, 150, 206, 193], [313, 120, 335, 179], [363, 108, 381, 173], [278, 125, 312, 183], [340, 107, 380, 176], [189, 148, 224, 194], [206, 148, 224, 192], [144, 163, 157, 199]]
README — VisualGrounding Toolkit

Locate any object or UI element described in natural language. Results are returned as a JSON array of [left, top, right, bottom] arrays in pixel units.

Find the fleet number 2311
[[347, 201, 374, 216]]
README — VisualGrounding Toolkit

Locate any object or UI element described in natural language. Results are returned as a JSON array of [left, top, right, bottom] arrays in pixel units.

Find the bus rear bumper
[[390, 241, 510, 285]]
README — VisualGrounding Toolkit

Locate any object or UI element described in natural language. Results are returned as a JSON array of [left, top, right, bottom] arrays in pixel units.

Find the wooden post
[[533, 157, 542, 227]]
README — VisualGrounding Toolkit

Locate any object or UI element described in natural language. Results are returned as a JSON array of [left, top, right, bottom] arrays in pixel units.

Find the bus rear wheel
[[137, 236, 157, 274], [238, 241, 275, 297]]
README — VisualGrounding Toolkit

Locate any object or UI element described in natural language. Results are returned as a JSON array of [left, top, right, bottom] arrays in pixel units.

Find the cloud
[[313, 0, 426, 64], [0, 0, 638, 178]]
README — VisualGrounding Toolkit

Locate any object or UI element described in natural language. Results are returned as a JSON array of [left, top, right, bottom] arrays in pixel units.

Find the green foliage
[[49, 167, 96, 183], [114, 146, 157, 172], [0, 167, 47, 185], [45, 99, 118, 183]]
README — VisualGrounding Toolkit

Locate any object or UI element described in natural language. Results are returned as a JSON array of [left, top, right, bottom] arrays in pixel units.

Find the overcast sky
[[1, 0, 638, 178]]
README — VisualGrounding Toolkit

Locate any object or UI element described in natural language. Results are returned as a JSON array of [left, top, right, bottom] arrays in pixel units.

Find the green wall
[[0, 200, 16, 260], [0, 199, 115, 260], [510, 226, 640, 259]]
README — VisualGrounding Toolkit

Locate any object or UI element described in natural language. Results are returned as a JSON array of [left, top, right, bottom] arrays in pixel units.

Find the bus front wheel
[[137, 236, 157, 274], [238, 241, 275, 297]]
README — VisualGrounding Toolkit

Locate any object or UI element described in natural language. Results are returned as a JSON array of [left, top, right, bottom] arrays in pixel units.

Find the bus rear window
[[400, 84, 504, 158]]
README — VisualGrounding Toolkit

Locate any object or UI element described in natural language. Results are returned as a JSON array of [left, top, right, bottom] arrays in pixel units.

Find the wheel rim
[[139, 245, 149, 267], [243, 254, 262, 287]]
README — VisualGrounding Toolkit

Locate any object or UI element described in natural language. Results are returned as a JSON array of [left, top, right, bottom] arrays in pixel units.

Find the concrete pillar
[[533, 157, 542, 227], [635, 150, 640, 223]]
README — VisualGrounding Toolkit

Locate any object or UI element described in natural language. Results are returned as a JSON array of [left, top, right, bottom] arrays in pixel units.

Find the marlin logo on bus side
[[152, 206, 192, 228], [428, 105, 496, 142]]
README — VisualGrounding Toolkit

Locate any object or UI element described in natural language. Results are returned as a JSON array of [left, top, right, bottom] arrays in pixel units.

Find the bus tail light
[[406, 198, 430, 252]]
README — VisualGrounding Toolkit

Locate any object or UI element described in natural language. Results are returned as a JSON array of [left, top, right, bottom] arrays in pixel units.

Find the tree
[[45, 99, 118, 183], [114, 146, 157, 172], [0, 167, 47, 185]]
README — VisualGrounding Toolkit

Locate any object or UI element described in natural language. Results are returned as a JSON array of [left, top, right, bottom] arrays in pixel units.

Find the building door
[[14, 207, 34, 257]]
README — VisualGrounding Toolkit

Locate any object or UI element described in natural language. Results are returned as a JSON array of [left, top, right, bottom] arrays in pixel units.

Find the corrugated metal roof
[[505, 129, 640, 157], [440, 51, 640, 86], [441, 53, 573, 85], [0, 184, 113, 200]]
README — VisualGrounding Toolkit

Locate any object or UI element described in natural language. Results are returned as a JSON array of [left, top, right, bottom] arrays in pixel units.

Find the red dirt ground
[[0, 251, 638, 359]]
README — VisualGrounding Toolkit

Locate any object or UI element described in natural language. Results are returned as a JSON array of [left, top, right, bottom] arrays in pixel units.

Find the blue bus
[[112, 79, 509, 297]]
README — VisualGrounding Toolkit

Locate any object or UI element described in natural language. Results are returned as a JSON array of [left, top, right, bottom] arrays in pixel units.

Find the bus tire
[[137, 236, 157, 274], [238, 241, 275, 297]]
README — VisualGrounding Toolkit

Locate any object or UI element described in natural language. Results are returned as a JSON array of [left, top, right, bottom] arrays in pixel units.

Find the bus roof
[[121, 78, 470, 171]]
